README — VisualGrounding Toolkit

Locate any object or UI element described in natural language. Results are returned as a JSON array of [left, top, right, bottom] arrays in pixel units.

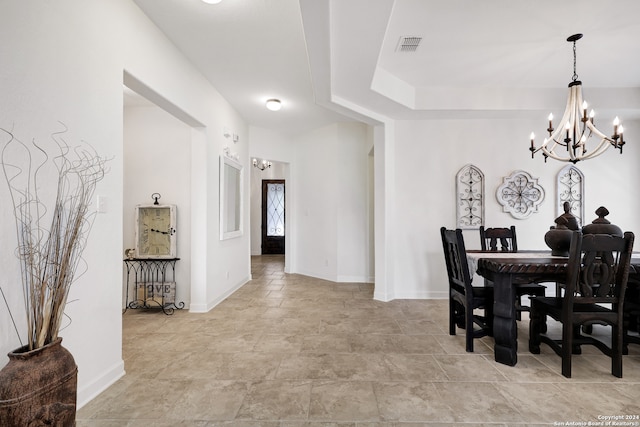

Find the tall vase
[[0, 337, 77, 427]]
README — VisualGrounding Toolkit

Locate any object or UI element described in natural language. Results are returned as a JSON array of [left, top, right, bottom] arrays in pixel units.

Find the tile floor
[[77, 255, 640, 426]]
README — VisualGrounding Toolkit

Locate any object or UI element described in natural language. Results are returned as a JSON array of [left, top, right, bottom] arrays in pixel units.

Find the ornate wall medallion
[[496, 170, 545, 219]]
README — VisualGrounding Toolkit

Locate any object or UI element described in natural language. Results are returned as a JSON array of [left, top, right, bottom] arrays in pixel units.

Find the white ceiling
[[131, 0, 640, 136]]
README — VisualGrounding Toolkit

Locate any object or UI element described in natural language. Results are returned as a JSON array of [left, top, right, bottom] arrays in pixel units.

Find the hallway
[[77, 255, 640, 425]]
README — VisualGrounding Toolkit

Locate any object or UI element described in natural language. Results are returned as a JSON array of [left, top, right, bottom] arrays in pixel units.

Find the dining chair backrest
[[479, 226, 517, 252], [440, 227, 473, 299], [564, 231, 634, 309]]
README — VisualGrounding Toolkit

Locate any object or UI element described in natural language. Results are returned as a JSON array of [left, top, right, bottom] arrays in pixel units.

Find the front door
[[261, 180, 285, 254]]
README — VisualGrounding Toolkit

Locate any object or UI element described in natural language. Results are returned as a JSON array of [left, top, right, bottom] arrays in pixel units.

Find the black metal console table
[[123, 258, 185, 315]]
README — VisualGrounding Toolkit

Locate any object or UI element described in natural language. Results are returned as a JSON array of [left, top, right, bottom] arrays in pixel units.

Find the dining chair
[[529, 231, 635, 378], [623, 282, 640, 353], [479, 226, 518, 252], [440, 227, 493, 352], [479, 226, 546, 319]]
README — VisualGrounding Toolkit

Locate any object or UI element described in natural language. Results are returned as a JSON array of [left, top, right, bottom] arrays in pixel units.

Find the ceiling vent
[[396, 36, 422, 52]]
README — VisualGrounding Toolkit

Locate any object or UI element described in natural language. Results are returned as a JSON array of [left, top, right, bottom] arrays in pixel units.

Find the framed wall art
[[456, 164, 484, 229], [556, 164, 584, 227], [496, 170, 544, 219]]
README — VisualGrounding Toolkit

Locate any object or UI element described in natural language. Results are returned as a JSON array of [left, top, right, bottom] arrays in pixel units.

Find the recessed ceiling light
[[202, 0, 222, 4], [265, 99, 282, 111]]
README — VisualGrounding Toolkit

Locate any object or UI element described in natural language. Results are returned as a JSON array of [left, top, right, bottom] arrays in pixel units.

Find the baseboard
[[336, 274, 373, 283], [374, 289, 448, 301], [374, 290, 394, 302], [76, 359, 125, 409], [188, 275, 250, 313]]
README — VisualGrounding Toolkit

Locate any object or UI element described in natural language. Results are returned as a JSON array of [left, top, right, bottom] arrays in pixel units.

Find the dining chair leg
[[571, 325, 582, 354], [455, 301, 466, 329], [529, 307, 541, 354], [465, 299, 475, 352], [449, 299, 456, 335], [561, 323, 574, 378], [612, 326, 623, 378], [623, 311, 632, 355]]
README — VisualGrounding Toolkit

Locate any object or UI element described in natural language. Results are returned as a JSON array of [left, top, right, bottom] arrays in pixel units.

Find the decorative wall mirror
[[220, 155, 243, 240]]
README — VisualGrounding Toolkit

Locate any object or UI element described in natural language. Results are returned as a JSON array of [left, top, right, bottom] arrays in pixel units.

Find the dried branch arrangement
[[1, 124, 108, 351]]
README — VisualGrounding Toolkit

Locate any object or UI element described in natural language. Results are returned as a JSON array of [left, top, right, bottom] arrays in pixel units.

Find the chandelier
[[529, 34, 625, 163], [252, 158, 272, 170]]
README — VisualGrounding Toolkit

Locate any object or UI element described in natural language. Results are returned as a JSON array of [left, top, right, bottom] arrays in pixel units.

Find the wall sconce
[[252, 158, 272, 171]]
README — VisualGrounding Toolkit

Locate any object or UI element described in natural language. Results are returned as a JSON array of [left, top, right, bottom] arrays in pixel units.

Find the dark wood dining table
[[467, 250, 640, 366]]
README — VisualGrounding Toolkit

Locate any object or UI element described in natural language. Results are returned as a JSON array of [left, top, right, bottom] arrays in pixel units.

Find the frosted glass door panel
[[266, 183, 285, 237]]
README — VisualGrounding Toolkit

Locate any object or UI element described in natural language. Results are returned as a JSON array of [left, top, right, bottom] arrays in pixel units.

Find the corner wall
[[0, 0, 250, 407], [292, 122, 372, 282]]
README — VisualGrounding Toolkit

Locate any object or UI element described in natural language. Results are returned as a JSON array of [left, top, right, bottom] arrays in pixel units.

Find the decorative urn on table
[[582, 206, 623, 236], [544, 202, 580, 256], [0, 125, 108, 426]]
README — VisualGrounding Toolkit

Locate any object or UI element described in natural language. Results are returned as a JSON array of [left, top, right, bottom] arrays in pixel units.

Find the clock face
[[135, 205, 177, 258]]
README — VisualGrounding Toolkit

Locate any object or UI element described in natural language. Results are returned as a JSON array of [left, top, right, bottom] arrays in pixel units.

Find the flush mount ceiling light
[[265, 99, 282, 111], [529, 34, 625, 163], [202, 0, 222, 4]]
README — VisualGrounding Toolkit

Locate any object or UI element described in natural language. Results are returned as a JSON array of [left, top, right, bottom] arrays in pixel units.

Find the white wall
[[335, 123, 371, 282], [387, 117, 640, 299], [249, 126, 295, 164], [292, 122, 372, 282], [0, 0, 250, 407], [123, 104, 192, 307]]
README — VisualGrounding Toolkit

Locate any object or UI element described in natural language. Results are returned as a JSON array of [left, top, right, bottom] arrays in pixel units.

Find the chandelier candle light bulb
[[529, 33, 627, 163]]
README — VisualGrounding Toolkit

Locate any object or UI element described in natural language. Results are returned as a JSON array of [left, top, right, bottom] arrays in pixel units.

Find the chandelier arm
[[580, 135, 616, 159], [542, 84, 581, 161], [584, 120, 615, 145], [539, 139, 559, 155], [558, 84, 580, 143], [581, 122, 618, 159], [539, 147, 576, 162], [579, 142, 611, 160], [568, 86, 585, 161], [559, 86, 578, 135], [544, 131, 615, 162]]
